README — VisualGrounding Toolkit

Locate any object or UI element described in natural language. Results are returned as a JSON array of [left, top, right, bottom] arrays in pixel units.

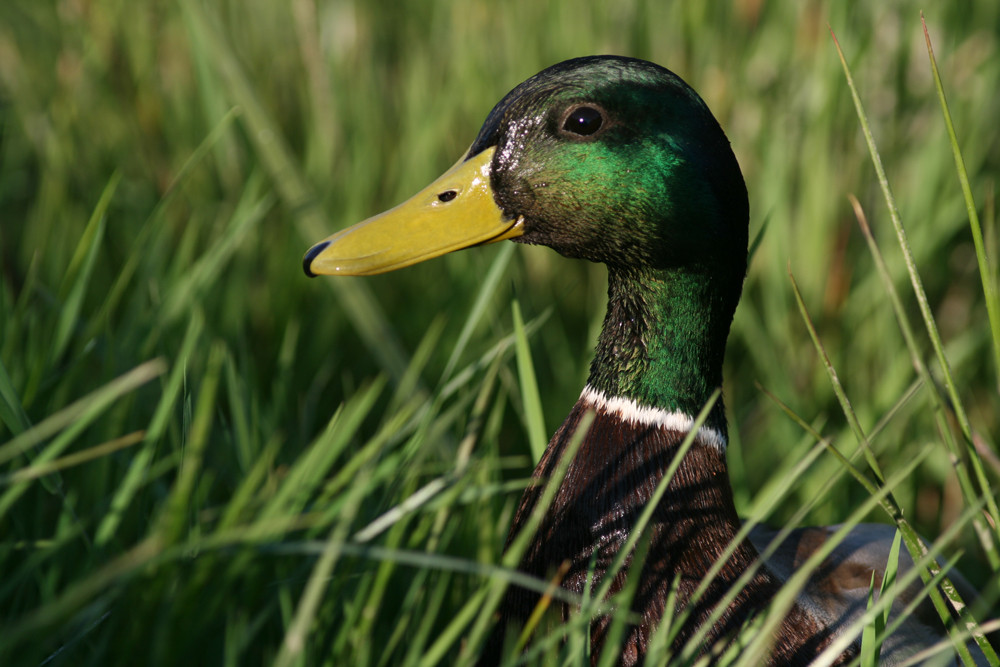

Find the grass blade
[[94, 314, 204, 546], [0, 355, 31, 436], [921, 15, 1000, 387], [511, 298, 547, 463], [52, 172, 118, 360], [787, 264, 885, 483]]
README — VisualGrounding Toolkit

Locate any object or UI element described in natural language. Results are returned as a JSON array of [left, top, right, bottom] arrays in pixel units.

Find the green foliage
[[1, 1, 999, 664]]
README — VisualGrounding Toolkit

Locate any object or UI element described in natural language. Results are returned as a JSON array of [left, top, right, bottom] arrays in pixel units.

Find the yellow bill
[[304, 147, 523, 276]]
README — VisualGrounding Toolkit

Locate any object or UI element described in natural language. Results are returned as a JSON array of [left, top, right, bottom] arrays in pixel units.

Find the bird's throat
[[586, 265, 738, 437]]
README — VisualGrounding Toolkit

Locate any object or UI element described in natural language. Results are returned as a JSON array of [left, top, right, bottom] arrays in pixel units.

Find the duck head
[[303, 55, 748, 284]]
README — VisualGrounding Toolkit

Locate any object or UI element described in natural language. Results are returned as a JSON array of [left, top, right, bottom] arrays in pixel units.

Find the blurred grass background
[[1, 0, 999, 664]]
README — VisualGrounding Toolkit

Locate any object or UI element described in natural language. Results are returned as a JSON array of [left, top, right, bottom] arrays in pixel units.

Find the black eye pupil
[[563, 106, 603, 136]]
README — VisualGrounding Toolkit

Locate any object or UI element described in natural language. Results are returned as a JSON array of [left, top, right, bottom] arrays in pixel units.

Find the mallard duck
[[304, 56, 986, 665]]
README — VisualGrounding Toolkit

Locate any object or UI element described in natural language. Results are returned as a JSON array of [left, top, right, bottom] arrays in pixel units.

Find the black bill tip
[[303, 241, 331, 278]]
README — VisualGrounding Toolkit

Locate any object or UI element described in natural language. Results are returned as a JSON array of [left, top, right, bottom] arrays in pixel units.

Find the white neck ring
[[579, 384, 727, 451]]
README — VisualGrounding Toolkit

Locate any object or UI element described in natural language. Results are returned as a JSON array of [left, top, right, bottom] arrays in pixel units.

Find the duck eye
[[562, 106, 604, 136]]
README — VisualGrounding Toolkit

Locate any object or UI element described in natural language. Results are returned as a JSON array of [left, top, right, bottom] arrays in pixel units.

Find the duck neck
[[586, 263, 738, 437]]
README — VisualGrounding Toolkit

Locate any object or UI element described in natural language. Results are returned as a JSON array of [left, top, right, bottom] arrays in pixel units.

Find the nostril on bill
[[303, 241, 331, 277], [437, 190, 458, 203]]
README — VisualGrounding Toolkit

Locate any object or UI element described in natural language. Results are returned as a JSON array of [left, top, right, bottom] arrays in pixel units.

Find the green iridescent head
[[304, 55, 748, 284], [468, 55, 748, 274]]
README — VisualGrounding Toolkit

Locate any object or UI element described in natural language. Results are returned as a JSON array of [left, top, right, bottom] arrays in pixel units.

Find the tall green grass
[[1, 1, 999, 664]]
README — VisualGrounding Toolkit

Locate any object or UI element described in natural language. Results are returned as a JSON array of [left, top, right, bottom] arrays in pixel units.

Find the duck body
[[305, 56, 982, 665], [498, 394, 834, 664]]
